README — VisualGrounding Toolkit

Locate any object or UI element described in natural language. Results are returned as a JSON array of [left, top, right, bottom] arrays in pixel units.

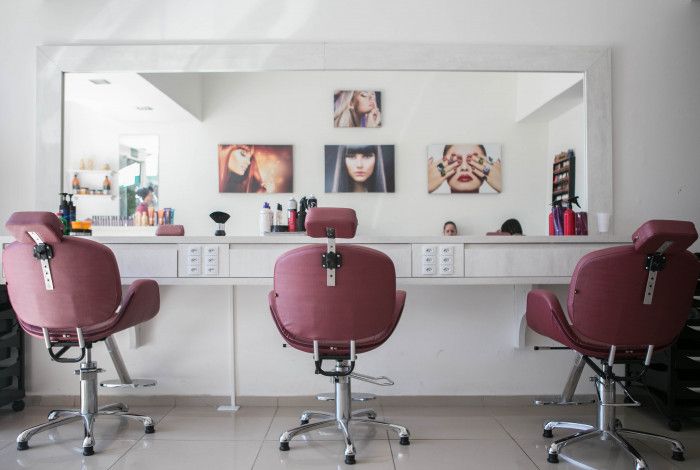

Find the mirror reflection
[[62, 70, 585, 235]]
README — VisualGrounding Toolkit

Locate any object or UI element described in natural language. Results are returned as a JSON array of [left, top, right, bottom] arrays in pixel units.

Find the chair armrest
[[112, 280, 160, 332], [526, 289, 574, 345]]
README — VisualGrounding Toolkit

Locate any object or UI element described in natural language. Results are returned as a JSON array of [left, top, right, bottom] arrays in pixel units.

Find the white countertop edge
[[1, 235, 628, 245]]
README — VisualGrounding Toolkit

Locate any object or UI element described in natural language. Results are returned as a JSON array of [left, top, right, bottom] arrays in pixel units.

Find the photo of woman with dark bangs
[[325, 145, 394, 193]]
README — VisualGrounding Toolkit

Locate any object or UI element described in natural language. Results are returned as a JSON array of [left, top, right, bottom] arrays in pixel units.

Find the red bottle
[[563, 203, 575, 236], [287, 197, 297, 232], [548, 212, 555, 235]]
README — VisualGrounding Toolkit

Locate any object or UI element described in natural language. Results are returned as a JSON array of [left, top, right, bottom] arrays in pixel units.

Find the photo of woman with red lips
[[218, 144, 293, 193], [427, 144, 502, 194]]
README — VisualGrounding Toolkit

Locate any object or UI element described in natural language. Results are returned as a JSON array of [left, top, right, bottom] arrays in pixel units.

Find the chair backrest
[[568, 220, 699, 349], [3, 212, 122, 331], [272, 207, 396, 344]]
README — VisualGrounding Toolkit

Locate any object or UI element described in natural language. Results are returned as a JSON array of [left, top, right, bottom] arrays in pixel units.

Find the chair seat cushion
[[269, 290, 406, 355]]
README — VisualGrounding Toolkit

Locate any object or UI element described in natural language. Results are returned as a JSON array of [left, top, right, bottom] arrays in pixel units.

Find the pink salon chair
[[527, 220, 700, 469], [2, 212, 160, 456], [269, 208, 410, 465]]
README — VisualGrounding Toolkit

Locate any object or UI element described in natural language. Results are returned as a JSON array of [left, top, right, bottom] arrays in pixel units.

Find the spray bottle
[[563, 196, 580, 236], [287, 197, 297, 232]]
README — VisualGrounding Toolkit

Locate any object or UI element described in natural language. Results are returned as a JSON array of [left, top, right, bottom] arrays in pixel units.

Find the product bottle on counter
[[272, 203, 285, 231], [307, 194, 317, 208], [259, 202, 272, 235], [296, 197, 307, 232], [103, 175, 111, 191], [71, 173, 80, 191], [287, 198, 297, 232], [563, 196, 581, 236], [67, 194, 76, 222]]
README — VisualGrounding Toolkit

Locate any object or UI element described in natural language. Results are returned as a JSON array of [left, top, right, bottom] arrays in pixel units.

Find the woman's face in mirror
[[228, 145, 253, 175], [345, 151, 376, 183], [444, 145, 483, 192], [352, 91, 376, 114]]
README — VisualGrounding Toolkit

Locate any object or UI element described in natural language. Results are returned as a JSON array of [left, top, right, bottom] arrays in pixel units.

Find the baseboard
[[25, 394, 597, 408]]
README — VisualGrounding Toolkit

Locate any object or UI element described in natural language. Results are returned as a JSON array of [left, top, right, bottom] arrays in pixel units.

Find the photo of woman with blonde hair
[[325, 145, 394, 193], [333, 90, 382, 128]]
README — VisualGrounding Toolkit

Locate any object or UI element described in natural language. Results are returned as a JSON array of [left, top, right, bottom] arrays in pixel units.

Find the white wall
[[2, 0, 700, 399]]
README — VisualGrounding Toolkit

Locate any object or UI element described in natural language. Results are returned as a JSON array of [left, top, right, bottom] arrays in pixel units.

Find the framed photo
[[325, 145, 394, 193], [333, 90, 382, 128], [427, 144, 502, 194], [218, 144, 293, 193]]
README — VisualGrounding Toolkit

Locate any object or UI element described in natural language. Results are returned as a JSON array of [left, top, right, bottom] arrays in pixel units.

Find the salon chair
[[2, 212, 160, 456], [268, 207, 410, 465], [527, 220, 700, 469]]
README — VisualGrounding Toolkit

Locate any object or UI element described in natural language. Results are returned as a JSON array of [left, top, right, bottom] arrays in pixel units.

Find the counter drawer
[[105, 244, 178, 278]]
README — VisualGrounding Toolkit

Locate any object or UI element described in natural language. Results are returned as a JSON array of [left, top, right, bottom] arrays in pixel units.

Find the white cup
[[597, 212, 611, 233]]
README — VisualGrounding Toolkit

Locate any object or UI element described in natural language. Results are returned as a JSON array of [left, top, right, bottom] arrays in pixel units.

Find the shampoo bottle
[[563, 196, 580, 236], [259, 202, 272, 235]]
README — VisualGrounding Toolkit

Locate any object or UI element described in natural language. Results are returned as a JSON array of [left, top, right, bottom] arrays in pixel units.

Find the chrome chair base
[[17, 345, 155, 456], [279, 361, 410, 465], [542, 376, 684, 470]]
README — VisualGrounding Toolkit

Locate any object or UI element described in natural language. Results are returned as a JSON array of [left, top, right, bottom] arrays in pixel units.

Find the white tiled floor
[[0, 402, 697, 469]]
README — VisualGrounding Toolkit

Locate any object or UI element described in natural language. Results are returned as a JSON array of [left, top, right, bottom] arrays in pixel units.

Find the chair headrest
[[305, 208, 358, 238], [155, 224, 185, 236], [632, 220, 697, 254], [5, 212, 64, 244]]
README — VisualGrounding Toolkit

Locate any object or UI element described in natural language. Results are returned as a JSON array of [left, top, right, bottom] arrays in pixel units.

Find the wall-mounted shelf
[[552, 150, 575, 204], [67, 169, 116, 175]]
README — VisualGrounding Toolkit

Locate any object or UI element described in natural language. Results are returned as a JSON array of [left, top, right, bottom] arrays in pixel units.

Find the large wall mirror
[[38, 44, 611, 235]]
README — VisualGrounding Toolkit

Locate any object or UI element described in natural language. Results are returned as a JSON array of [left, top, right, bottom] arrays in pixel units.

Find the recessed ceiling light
[[136, 106, 154, 111], [88, 78, 111, 85]]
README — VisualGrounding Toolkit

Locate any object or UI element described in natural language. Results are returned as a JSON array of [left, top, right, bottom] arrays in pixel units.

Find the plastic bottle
[[71, 173, 80, 191], [103, 175, 111, 191], [67, 194, 76, 222], [307, 194, 318, 208], [288, 198, 297, 232], [548, 212, 555, 236], [259, 202, 272, 235], [564, 196, 581, 236], [296, 197, 308, 232]]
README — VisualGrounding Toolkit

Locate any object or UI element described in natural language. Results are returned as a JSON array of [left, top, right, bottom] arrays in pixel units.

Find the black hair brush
[[210, 211, 230, 236]]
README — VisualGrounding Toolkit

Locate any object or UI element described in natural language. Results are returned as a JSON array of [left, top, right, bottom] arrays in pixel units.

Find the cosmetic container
[[259, 202, 273, 235], [288, 198, 297, 232]]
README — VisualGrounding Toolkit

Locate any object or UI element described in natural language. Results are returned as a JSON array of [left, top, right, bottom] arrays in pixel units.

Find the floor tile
[[253, 439, 394, 469], [391, 439, 538, 470], [517, 435, 679, 469], [147, 406, 276, 441], [381, 406, 509, 440], [0, 440, 12, 451], [265, 406, 389, 441], [0, 438, 136, 470], [110, 439, 261, 470]]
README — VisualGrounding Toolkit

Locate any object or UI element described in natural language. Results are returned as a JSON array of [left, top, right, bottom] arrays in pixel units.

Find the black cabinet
[[0, 285, 25, 412], [628, 253, 700, 431]]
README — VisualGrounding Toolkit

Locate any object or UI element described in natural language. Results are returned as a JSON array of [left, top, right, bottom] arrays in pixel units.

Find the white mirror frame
[[37, 43, 611, 231]]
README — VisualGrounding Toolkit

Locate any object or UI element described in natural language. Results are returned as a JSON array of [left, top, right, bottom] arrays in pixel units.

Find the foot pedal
[[100, 378, 156, 388], [316, 392, 376, 402]]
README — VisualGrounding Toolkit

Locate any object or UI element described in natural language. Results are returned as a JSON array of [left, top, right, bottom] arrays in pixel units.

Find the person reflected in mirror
[[500, 218, 523, 235], [330, 145, 389, 192], [334, 91, 381, 128], [136, 186, 156, 212], [443, 221, 458, 236], [429, 144, 502, 193]]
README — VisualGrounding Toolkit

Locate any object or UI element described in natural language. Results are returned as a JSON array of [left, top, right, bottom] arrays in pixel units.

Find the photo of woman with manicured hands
[[427, 144, 502, 194]]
